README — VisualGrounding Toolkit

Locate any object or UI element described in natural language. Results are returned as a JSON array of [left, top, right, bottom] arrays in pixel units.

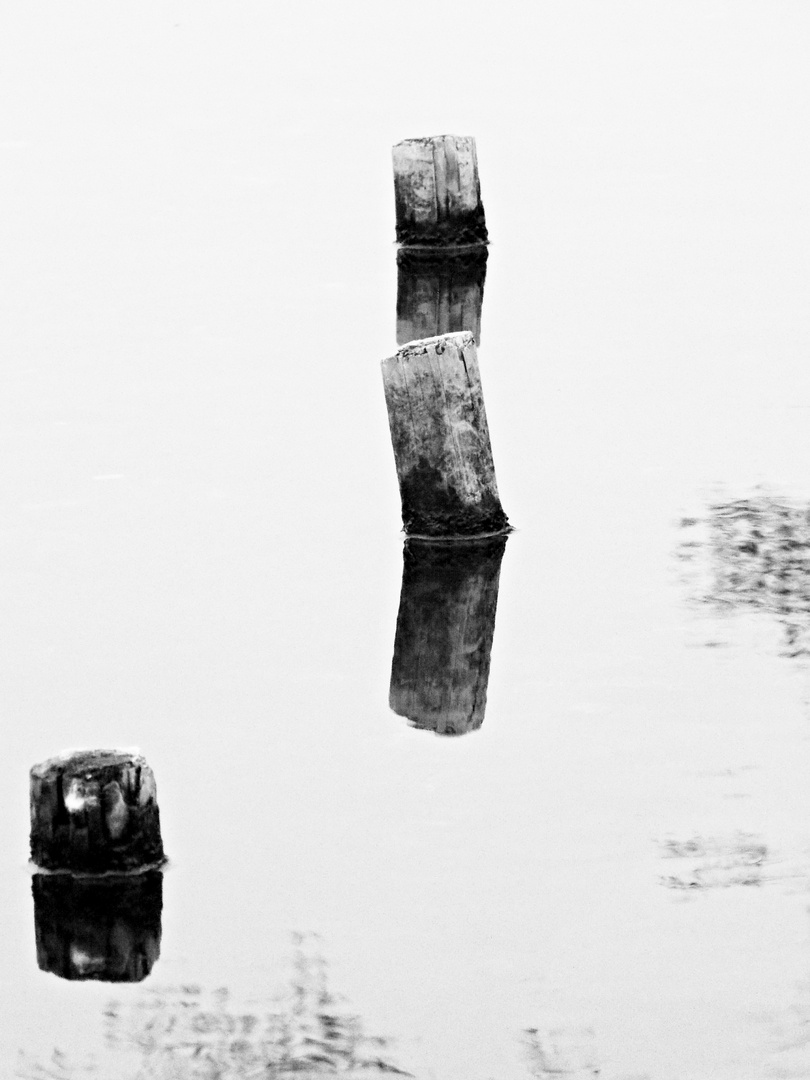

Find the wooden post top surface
[[384, 328, 474, 362], [30, 747, 147, 778]]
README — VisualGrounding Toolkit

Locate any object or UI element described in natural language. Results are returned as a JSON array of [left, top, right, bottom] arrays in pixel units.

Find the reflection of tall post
[[33, 869, 163, 982], [396, 246, 488, 346], [389, 535, 508, 735]]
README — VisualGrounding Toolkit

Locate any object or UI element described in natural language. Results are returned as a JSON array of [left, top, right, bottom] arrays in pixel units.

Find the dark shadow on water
[[396, 246, 487, 346], [678, 493, 810, 658], [389, 535, 508, 735], [18, 932, 412, 1078], [32, 870, 162, 983]]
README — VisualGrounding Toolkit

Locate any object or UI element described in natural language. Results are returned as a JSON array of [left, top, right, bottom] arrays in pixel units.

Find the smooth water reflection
[[396, 247, 487, 346], [389, 536, 507, 735], [32, 870, 162, 983]]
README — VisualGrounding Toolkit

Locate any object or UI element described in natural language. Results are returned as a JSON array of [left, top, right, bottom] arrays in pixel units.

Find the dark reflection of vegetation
[[396, 246, 487, 346], [18, 933, 411, 1079], [678, 494, 810, 658], [658, 833, 768, 890], [32, 870, 162, 982], [389, 536, 507, 736]]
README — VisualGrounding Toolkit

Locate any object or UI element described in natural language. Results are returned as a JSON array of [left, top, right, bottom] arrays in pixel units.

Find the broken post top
[[393, 135, 488, 248], [381, 331, 510, 539], [30, 748, 145, 780]]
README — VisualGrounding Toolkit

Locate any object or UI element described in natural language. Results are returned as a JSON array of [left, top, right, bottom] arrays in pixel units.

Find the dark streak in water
[[658, 833, 768, 890]]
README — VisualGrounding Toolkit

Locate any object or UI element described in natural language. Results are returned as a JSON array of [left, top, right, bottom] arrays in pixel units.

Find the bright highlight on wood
[[381, 331, 509, 538]]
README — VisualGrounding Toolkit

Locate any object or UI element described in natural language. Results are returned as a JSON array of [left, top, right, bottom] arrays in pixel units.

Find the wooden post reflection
[[32, 869, 162, 982], [389, 535, 507, 735], [396, 246, 487, 346]]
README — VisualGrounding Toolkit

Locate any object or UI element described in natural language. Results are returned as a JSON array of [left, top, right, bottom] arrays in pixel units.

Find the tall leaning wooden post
[[381, 330, 509, 538], [393, 135, 488, 248]]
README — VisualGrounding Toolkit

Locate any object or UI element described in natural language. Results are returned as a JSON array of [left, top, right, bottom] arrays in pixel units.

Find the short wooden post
[[30, 749, 165, 874], [396, 246, 488, 346], [389, 536, 507, 735], [393, 135, 488, 247], [381, 331, 509, 538], [32, 869, 163, 982]]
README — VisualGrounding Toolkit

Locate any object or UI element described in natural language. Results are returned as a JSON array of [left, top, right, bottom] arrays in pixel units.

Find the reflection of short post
[[381, 331, 509, 538], [396, 246, 488, 346], [33, 870, 163, 982], [389, 536, 507, 735], [30, 749, 165, 874], [393, 135, 488, 247]]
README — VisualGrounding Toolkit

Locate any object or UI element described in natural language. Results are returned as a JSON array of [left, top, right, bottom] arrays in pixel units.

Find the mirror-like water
[[3, 4, 810, 1078]]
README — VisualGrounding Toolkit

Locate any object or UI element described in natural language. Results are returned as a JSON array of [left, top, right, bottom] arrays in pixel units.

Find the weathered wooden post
[[381, 330, 509, 538], [396, 246, 488, 346], [393, 135, 488, 247], [29, 748, 166, 982], [30, 749, 165, 873], [389, 535, 507, 735], [32, 869, 163, 982]]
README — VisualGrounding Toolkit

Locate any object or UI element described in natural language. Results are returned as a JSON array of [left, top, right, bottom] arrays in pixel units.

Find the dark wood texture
[[30, 749, 165, 873], [32, 869, 162, 982]]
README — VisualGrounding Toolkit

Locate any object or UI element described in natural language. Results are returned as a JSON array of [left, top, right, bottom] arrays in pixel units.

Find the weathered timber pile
[[30, 748, 165, 873], [381, 331, 509, 538]]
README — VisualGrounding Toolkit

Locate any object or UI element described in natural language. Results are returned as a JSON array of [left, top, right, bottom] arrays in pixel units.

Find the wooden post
[[30, 749, 165, 874], [381, 331, 509, 538], [393, 135, 488, 247], [32, 869, 162, 982], [396, 246, 487, 346], [389, 536, 507, 735]]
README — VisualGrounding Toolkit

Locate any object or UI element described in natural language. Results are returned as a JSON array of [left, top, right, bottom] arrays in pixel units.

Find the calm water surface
[[3, 4, 810, 1078]]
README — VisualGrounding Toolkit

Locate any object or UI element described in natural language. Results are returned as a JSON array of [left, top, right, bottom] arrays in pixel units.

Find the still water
[[3, 3, 810, 1077]]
